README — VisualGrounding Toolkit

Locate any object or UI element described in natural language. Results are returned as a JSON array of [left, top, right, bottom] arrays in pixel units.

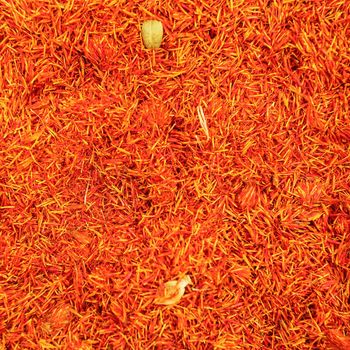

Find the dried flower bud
[[154, 275, 192, 306], [141, 20, 163, 49]]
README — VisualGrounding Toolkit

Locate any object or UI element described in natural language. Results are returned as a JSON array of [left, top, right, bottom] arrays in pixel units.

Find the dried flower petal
[[197, 105, 210, 140], [1, 0, 349, 348]]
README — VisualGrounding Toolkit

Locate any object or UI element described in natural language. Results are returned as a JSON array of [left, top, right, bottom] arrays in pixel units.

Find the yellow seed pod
[[141, 20, 163, 49]]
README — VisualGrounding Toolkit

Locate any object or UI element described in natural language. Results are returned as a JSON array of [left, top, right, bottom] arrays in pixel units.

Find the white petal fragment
[[197, 105, 210, 140]]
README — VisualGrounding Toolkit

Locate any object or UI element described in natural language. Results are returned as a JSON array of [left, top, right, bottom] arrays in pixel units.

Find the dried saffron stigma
[[141, 20, 163, 49], [154, 275, 192, 306]]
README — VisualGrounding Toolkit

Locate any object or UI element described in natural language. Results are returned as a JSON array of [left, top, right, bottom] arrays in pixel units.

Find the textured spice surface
[[0, 0, 349, 349]]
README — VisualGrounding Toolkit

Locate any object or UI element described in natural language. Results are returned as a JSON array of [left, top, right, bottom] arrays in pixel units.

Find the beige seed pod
[[141, 20, 163, 49], [154, 275, 192, 306]]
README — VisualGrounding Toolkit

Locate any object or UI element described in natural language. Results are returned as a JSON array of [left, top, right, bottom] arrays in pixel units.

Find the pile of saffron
[[0, 0, 349, 349]]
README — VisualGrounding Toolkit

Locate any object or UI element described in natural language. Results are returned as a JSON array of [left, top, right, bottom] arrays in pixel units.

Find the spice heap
[[0, 0, 349, 349]]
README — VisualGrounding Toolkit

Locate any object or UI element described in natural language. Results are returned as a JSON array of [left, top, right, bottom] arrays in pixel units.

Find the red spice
[[0, 0, 349, 348]]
